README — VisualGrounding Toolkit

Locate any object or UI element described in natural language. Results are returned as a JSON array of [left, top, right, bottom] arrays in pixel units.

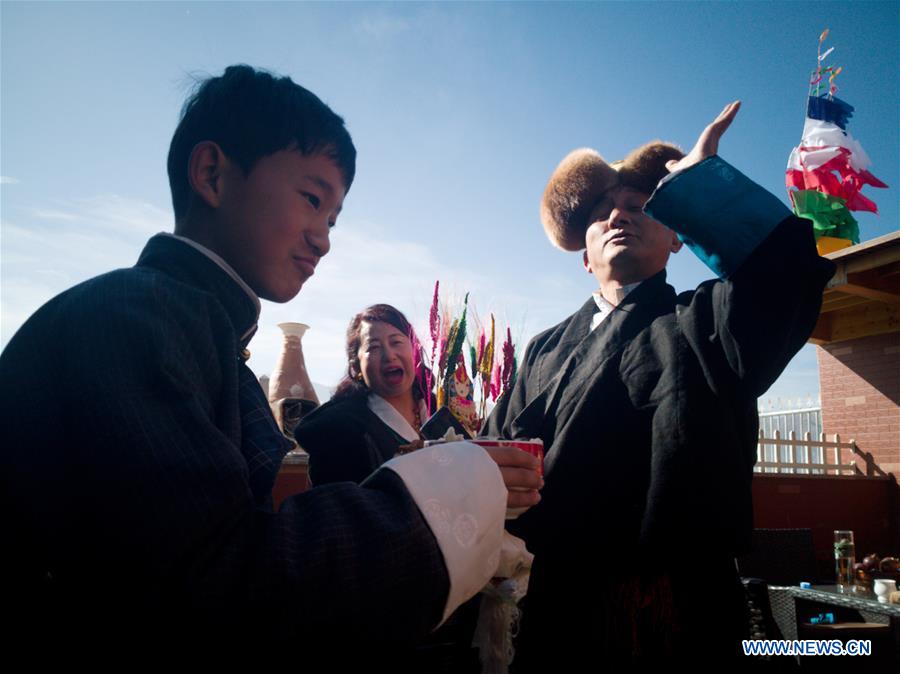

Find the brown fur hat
[[540, 141, 684, 251]]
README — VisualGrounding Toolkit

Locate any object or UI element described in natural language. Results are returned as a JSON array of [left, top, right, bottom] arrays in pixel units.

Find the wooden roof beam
[[820, 293, 870, 313], [839, 283, 900, 304], [822, 303, 900, 343]]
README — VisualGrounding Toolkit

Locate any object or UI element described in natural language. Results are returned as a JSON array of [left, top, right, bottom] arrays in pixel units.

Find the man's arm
[[645, 156, 835, 396], [641, 103, 835, 396]]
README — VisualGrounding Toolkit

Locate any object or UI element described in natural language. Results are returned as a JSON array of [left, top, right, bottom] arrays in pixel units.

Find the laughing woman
[[294, 303, 430, 487], [294, 304, 481, 673]]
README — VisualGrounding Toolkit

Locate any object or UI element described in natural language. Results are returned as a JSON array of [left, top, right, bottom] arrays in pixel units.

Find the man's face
[[214, 149, 345, 303], [583, 186, 681, 287]]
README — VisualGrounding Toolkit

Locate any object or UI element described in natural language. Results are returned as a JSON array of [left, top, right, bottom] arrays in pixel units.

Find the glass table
[[768, 584, 900, 640]]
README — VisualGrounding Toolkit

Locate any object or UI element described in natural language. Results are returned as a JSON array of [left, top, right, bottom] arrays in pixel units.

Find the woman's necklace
[[413, 403, 423, 435], [397, 403, 425, 455]]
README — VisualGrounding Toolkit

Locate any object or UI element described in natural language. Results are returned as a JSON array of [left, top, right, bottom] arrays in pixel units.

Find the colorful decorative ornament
[[448, 354, 480, 437], [421, 281, 518, 433], [786, 29, 888, 250], [789, 190, 859, 243]]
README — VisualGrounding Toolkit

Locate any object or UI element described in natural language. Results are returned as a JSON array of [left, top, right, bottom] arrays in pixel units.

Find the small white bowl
[[873, 578, 897, 603]]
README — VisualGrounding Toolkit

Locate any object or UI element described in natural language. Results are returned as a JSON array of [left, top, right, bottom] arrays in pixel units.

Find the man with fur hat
[[483, 103, 835, 666]]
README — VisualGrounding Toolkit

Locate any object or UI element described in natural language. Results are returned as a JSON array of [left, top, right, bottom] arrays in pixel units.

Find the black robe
[[295, 395, 407, 486], [0, 234, 450, 660], [484, 212, 835, 665]]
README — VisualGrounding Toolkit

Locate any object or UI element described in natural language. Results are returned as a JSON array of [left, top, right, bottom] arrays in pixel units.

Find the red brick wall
[[817, 333, 900, 476]]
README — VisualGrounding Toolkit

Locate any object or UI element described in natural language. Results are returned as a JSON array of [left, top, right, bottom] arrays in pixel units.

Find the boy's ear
[[582, 249, 592, 273], [187, 141, 230, 209]]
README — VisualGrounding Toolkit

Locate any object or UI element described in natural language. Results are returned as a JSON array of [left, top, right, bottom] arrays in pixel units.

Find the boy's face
[[582, 186, 681, 287], [214, 149, 346, 303]]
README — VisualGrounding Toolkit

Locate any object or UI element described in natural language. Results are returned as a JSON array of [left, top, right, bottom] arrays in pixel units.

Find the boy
[[1, 65, 539, 658]]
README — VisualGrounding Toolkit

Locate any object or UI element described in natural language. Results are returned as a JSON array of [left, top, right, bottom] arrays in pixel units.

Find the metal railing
[[758, 404, 822, 445]]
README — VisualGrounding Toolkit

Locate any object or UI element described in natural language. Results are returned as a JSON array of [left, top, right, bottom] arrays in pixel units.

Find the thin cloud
[[1, 176, 21, 184], [1, 194, 172, 347], [24, 195, 170, 235], [353, 12, 411, 40], [77, 194, 172, 237], [31, 209, 82, 221]]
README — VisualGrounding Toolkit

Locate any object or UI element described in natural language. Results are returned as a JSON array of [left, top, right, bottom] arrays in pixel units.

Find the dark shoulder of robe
[[294, 395, 407, 486]]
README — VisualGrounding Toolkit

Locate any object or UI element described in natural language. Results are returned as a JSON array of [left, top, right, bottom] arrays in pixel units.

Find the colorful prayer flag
[[806, 95, 853, 130], [785, 29, 887, 236], [790, 190, 860, 243]]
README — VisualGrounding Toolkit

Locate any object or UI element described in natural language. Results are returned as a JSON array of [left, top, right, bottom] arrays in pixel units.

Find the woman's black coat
[[294, 395, 406, 486]]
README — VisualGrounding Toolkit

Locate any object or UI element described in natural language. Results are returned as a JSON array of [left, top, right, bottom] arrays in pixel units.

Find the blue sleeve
[[643, 155, 792, 278]]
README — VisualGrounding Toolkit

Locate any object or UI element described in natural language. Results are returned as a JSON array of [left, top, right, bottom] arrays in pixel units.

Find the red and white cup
[[469, 438, 544, 519]]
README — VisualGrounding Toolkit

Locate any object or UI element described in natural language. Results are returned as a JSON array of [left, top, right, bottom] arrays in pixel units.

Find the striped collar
[[137, 233, 260, 345], [590, 281, 642, 332]]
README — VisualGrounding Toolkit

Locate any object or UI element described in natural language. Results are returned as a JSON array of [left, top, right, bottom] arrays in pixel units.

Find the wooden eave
[[810, 230, 900, 345]]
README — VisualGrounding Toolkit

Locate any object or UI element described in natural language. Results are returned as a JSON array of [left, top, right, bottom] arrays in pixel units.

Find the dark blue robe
[[0, 234, 449, 660]]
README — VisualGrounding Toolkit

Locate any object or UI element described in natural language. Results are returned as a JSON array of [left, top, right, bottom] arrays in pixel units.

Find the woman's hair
[[332, 304, 431, 402]]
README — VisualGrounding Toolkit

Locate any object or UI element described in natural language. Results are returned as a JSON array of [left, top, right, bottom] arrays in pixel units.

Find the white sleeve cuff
[[381, 441, 506, 625]]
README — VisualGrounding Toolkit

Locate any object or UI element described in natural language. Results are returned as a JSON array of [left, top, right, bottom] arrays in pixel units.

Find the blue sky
[[2, 1, 897, 405]]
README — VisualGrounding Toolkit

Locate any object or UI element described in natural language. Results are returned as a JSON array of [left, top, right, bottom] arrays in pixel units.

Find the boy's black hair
[[167, 64, 356, 223]]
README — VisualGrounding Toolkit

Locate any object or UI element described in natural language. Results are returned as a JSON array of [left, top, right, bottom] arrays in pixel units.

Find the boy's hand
[[483, 446, 543, 509], [665, 100, 741, 173]]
